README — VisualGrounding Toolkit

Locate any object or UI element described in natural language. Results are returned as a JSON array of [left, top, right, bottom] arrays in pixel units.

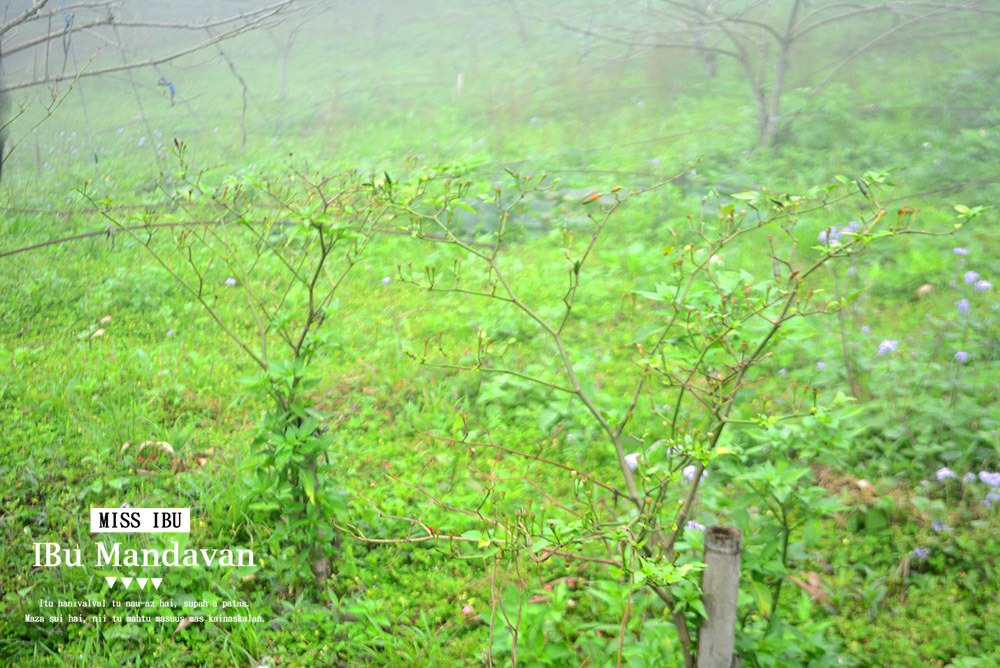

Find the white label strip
[[90, 508, 191, 533]]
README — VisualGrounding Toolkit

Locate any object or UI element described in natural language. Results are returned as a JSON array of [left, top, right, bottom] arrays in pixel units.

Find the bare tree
[[267, 10, 318, 100], [544, 0, 993, 146], [0, 0, 313, 181]]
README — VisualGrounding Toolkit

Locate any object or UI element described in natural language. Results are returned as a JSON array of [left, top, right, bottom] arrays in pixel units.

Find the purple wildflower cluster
[[878, 339, 900, 355], [937, 467, 1000, 486], [980, 471, 1000, 486], [937, 468, 1000, 507], [936, 467, 956, 481], [818, 220, 862, 246], [953, 248, 993, 311]]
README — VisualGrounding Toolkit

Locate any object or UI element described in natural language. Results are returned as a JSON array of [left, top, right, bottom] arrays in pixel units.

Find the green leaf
[[631, 322, 667, 344], [749, 578, 773, 617], [691, 598, 708, 619], [731, 191, 761, 203], [864, 507, 888, 531], [107, 477, 130, 490], [300, 468, 317, 505]]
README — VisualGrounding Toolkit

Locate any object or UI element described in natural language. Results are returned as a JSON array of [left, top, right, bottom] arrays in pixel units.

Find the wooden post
[[697, 526, 743, 668]]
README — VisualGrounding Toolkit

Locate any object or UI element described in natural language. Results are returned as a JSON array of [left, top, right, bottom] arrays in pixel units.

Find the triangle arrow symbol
[[137, 578, 148, 590], [120, 577, 133, 590], [105, 576, 117, 589], [151, 578, 162, 590]]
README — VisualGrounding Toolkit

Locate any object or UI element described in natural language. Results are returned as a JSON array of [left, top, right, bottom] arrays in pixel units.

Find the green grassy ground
[[1, 2, 999, 666]]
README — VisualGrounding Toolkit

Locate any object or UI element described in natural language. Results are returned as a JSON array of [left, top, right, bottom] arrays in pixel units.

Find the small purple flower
[[936, 467, 956, 481], [931, 522, 951, 533], [845, 220, 862, 233], [778, 368, 787, 376], [964, 270, 980, 284], [846, 266, 858, 276], [963, 472, 976, 484], [974, 280, 992, 292], [911, 546, 930, 562], [685, 520, 706, 531], [953, 248, 969, 256], [955, 299, 970, 315], [651, 158, 660, 166], [984, 492, 1000, 508], [861, 325, 871, 334], [167, 329, 174, 337], [979, 471, 1000, 486], [954, 351, 968, 363], [816, 361, 827, 370], [382, 276, 392, 285], [138, 136, 146, 147], [878, 339, 899, 355], [624, 452, 639, 471], [225, 278, 237, 286]]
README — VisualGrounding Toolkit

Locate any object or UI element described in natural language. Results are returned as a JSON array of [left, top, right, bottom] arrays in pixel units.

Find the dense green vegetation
[[1, 2, 998, 666]]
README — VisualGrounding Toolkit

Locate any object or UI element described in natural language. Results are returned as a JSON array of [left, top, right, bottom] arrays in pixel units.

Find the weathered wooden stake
[[696, 525, 743, 668]]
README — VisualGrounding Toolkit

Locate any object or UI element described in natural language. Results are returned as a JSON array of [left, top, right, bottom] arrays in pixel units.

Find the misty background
[[2, 0, 998, 204]]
